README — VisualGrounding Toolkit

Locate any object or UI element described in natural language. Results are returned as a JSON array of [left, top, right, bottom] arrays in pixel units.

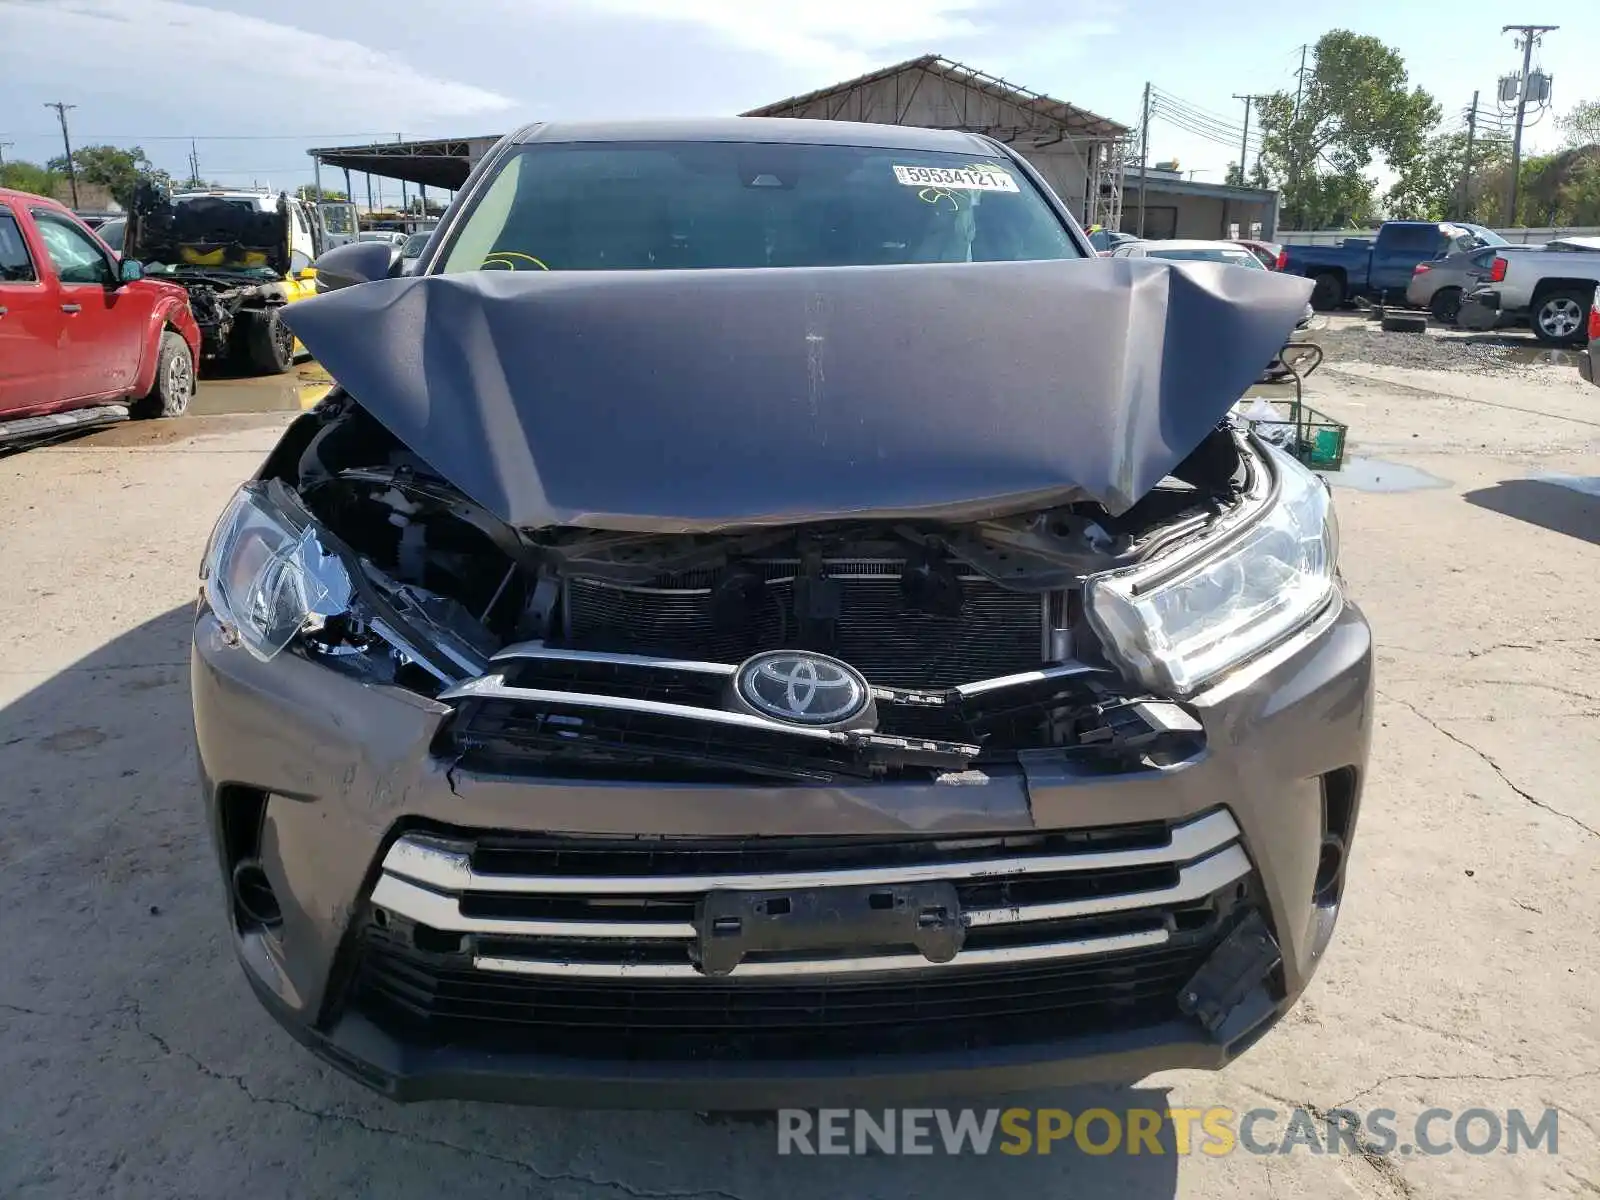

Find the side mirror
[[118, 259, 145, 284], [312, 240, 403, 293]]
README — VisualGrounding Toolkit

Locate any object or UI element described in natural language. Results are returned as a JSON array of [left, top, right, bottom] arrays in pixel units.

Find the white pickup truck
[[1462, 237, 1600, 346]]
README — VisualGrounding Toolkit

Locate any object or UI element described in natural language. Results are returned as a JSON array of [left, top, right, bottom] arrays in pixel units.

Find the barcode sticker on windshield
[[893, 164, 1019, 192]]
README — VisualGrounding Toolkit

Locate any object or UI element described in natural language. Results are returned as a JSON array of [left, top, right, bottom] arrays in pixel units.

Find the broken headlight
[[201, 483, 353, 662], [1085, 444, 1338, 694]]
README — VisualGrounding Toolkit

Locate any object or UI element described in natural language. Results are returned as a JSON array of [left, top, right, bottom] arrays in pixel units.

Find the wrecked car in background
[[125, 184, 317, 375], [190, 119, 1372, 1108]]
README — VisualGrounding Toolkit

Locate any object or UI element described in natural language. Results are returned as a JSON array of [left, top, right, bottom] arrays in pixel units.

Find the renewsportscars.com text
[[776, 1107, 1560, 1157]]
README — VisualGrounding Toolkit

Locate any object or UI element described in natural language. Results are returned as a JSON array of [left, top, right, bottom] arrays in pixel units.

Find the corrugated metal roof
[[743, 54, 1130, 140]]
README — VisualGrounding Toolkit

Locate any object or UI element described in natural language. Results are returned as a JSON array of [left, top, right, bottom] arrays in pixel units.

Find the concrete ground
[[1, 323, 1597, 1198]]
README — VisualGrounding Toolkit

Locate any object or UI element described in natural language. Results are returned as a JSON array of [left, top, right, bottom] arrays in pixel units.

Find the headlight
[[201, 484, 353, 662], [1086, 445, 1338, 694]]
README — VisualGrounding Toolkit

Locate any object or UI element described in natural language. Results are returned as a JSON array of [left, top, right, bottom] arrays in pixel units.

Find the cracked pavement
[[1, 332, 1597, 1198]]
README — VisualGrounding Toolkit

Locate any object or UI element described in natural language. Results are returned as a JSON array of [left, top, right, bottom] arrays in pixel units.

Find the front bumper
[[192, 597, 1373, 1107]]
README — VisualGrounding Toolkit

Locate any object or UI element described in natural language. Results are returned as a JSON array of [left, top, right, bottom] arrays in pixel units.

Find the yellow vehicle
[[125, 185, 319, 374]]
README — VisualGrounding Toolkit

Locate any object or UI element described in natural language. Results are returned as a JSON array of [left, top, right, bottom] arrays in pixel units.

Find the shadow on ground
[[0, 607, 1193, 1199], [1464, 478, 1600, 547]]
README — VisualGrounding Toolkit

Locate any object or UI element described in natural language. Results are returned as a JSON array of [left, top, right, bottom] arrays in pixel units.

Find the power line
[[1149, 96, 1261, 142]]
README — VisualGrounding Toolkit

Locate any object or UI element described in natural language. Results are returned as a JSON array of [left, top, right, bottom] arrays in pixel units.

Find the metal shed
[[744, 55, 1132, 229]]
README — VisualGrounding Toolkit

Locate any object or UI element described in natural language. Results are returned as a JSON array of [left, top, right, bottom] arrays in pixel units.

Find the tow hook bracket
[[1178, 911, 1282, 1040], [696, 881, 964, 977]]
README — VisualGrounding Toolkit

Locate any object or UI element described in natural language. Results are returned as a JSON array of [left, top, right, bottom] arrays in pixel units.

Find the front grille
[[349, 810, 1256, 1062], [441, 653, 1135, 779], [563, 561, 1045, 690]]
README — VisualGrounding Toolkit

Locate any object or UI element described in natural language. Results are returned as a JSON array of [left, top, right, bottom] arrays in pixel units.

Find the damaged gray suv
[[191, 119, 1372, 1108]]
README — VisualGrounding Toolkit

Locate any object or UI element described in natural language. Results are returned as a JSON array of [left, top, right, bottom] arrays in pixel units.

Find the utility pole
[[44, 101, 79, 208], [395, 133, 407, 216], [1289, 43, 1309, 229], [1231, 94, 1254, 187], [1458, 91, 1479, 221], [1137, 82, 1151, 237], [1502, 24, 1558, 226], [0, 141, 12, 171], [187, 138, 201, 189]]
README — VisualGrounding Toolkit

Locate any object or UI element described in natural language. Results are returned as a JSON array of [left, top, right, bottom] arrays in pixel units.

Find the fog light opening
[[412, 924, 465, 955], [231, 859, 283, 928], [1313, 835, 1345, 906]]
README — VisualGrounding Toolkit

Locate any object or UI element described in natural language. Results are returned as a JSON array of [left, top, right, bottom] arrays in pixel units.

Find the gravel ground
[[2, 352, 1598, 1198], [1305, 313, 1583, 376]]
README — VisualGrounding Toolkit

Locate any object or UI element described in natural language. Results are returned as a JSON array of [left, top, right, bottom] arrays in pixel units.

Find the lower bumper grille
[[349, 810, 1256, 1062], [352, 938, 1225, 1062]]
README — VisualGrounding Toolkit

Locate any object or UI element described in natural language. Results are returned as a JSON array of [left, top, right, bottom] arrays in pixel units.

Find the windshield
[[402, 233, 430, 255], [1146, 246, 1266, 268], [1461, 224, 1508, 247], [440, 141, 1081, 272]]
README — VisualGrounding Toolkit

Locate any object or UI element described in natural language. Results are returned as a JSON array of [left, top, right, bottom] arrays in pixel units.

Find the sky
[[0, 0, 1593, 208]]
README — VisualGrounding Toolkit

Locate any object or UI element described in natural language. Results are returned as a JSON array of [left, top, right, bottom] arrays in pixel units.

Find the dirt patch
[[1310, 318, 1582, 376]]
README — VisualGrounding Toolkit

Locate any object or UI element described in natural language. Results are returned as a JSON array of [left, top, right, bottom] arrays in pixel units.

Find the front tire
[[130, 330, 195, 419], [1429, 287, 1462, 325], [241, 307, 296, 375], [1531, 289, 1591, 346]]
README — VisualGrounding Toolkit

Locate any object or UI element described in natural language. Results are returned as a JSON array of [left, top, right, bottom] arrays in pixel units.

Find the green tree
[[1558, 100, 1600, 150], [295, 184, 349, 202], [1385, 131, 1470, 220], [47, 144, 171, 208], [0, 159, 61, 196], [1255, 30, 1441, 229]]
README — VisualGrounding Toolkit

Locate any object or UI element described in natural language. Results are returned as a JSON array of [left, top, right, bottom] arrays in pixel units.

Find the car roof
[[509, 117, 1003, 155], [0, 187, 73, 212], [1133, 239, 1258, 251]]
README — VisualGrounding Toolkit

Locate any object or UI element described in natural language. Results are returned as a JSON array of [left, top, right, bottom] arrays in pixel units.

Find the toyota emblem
[[736, 651, 869, 725]]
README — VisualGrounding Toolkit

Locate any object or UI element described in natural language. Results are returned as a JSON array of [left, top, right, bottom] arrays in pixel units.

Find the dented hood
[[281, 259, 1312, 531]]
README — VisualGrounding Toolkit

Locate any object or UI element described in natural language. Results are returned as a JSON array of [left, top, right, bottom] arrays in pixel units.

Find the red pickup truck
[[0, 188, 201, 445]]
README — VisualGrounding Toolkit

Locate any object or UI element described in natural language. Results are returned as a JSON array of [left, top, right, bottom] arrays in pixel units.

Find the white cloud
[[1, 0, 516, 128], [562, 0, 1116, 79]]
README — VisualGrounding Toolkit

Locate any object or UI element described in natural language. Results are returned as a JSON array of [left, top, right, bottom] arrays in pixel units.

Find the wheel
[[1531, 289, 1591, 346], [1429, 287, 1462, 325], [130, 331, 195, 418], [241, 307, 296, 374], [1381, 312, 1428, 334], [1309, 273, 1344, 311]]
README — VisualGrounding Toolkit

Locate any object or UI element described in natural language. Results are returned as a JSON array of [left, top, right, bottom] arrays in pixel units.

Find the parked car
[[357, 230, 410, 247], [0, 188, 201, 443], [95, 216, 127, 256], [1283, 221, 1506, 310], [1460, 237, 1600, 346], [192, 118, 1365, 1110], [398, 230, 430, 274], [1112, 239, 1313, 327], [1233, 239, 1287, 270], [1584, 286, 1599, 386], [1405, 243, 1541, 324], [125, 184, 319, 374], [1086, 226, 1137, 255]]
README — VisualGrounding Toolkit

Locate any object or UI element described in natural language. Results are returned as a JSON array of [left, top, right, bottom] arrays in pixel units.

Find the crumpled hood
[[281, 259, 1313, 531]]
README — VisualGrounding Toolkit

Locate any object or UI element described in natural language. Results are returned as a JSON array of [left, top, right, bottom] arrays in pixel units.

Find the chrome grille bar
[[382, 808, 1241, 895], [371, 842, 1250, 942], [473, 929, 1173, 980], [367, 808, 1252, 980]]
